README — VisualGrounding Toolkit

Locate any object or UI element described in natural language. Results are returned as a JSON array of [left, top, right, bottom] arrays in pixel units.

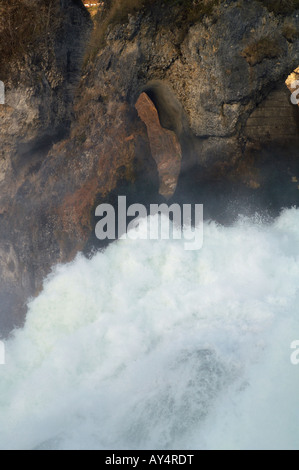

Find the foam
[[0, 209, 299, 449]]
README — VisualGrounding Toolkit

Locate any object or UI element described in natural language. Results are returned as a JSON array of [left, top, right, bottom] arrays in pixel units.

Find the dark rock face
[[0, 0, 299, 334], [0, 0, 91, 159], [79, 0, 299, 219], [0, 0, 93, 334], [82, 0, 299, 219], [135, 92, 182, 199]]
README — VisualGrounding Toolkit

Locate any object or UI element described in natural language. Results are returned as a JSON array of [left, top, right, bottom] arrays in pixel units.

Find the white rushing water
[[0, 209, 299, 450]]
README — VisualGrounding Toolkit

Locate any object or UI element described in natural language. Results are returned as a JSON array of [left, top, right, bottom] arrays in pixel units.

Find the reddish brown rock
[[135, 92, 182, 199]]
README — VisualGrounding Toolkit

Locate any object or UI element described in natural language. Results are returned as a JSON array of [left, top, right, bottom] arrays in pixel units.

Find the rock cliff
[[0, 0, 92, 332], [0, 0, 299, 333]]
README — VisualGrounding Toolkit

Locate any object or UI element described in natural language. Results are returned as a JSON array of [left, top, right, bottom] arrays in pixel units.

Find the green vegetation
[[242, 36, 282, 66]]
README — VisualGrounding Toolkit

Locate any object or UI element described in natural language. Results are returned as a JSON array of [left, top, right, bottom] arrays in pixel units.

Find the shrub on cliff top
[[99, 0, 220, 27], [85, 0, 220, 63], [0, 0, 61, 77], [241, 36, 283, 66], [283, 23, 299, 41]]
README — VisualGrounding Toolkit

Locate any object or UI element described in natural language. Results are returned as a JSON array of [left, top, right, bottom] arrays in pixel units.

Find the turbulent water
[[1, 209, 299, 450]]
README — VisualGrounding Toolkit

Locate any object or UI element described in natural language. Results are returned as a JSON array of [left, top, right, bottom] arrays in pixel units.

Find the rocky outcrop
[[0, 0, 299, 333], [0, 0, 91, 161], [77, 0, 299, 218], [135, 92, 182, 199]]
